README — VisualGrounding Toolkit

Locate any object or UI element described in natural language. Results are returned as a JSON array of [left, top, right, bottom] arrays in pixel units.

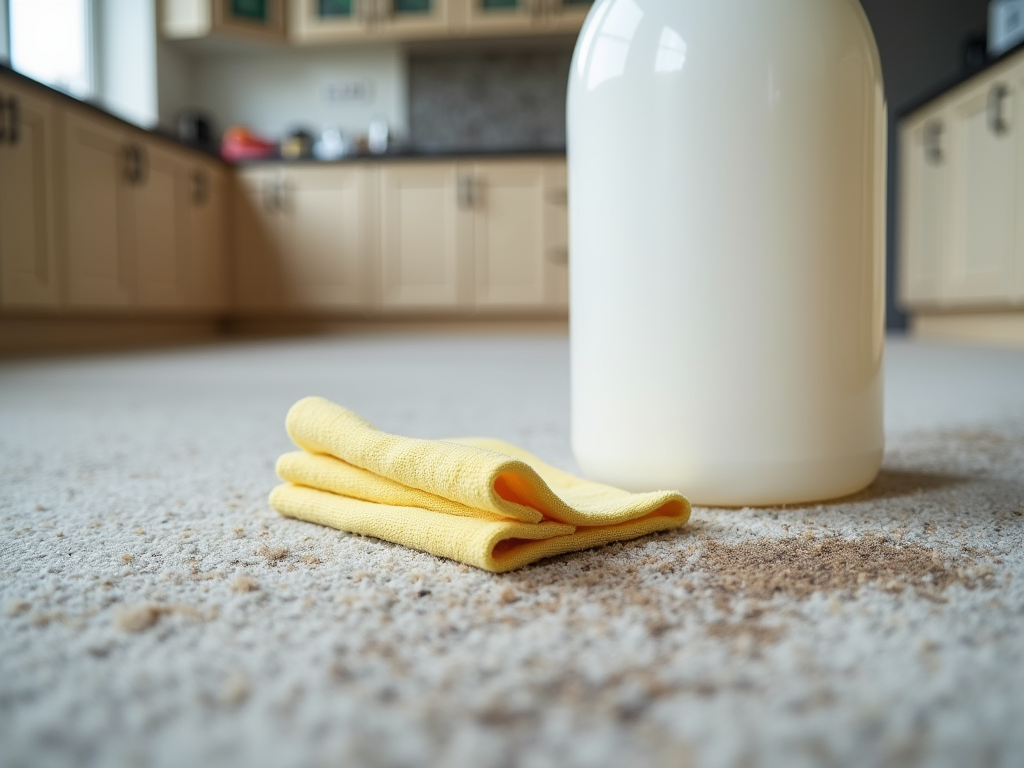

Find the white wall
[[95, 0, 158, 127], [0, 0, 10, 64], [189, 44, 408, 143], [156, 37, 194, 132]]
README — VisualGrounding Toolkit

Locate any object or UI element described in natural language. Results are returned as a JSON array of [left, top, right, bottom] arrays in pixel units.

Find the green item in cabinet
[[563, 0, 592, 5], [395, 0, 431, 12], [482, 0, 519, 9], [318, 0, 352, 17], [232, 0, 268, 20]]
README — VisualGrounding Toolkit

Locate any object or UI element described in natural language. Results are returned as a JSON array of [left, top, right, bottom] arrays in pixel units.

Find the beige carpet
[[1, 333, 1023, 768]]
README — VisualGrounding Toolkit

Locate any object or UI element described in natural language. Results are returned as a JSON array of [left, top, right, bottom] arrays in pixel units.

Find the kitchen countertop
[[0, 63, 564, 166]]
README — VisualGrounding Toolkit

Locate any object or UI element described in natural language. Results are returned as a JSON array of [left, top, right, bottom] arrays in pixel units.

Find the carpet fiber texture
[[1, 333, 1023, 768]]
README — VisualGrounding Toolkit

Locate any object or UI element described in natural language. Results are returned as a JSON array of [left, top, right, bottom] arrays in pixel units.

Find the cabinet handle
[[457, 175, 476, 208], [988, 83, 1010, 136], [124, 145, 138, 184], [546, 188, 568, 205], [192, 170, 209, 206], [924, 121, 944, 165], [547, 246, 569, 265], [0, 92, 6, 144], [8, 96, 19, 146]]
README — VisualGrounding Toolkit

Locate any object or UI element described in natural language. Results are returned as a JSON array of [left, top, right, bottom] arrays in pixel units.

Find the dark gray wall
[[858, 0, 990, 330]]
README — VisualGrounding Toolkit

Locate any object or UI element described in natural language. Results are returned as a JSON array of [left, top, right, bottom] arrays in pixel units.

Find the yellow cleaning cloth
[[269, 396, 691, 573]]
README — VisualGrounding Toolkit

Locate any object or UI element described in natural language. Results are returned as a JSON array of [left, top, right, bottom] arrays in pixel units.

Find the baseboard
[[911, 310, 1024, 347], [226, 313, 570, 338], [0, 314, 228, 357]]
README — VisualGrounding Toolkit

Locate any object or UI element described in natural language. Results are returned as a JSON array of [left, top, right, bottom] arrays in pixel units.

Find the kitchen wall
[[185, 44, 408, 145], [94, 0, 159, 127], [408, 49, 572, 152]]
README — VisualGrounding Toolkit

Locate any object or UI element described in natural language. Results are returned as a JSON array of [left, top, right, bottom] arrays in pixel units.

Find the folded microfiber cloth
[[268, 396, 691, 573]]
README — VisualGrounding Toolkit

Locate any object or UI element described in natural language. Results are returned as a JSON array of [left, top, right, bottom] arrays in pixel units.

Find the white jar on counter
[[567, 0, 887, 507]]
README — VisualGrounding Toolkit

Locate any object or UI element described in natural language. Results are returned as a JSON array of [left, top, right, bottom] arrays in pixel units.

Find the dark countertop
[[0, 63, 564, 166], [900, 38, 1024, 119]]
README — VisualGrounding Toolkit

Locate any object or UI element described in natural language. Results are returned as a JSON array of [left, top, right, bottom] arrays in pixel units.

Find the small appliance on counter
[[990, 0, 1024, 56], [178, 110, 214, 150], [221, 126, 276, 161], [313, 127, 349, 160], [281, 129, 315, 160]]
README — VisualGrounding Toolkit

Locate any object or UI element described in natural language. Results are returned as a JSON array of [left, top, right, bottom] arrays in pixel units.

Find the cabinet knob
[[7, 96, 19, 146], [988, 83, 1010, 137], [547, 246, 569, 265], [193, 170, 209, 206], [924, 121, 944, 165], [457, 175, 477, 209]]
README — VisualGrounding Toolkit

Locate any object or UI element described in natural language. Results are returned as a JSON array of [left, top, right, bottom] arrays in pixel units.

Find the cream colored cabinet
[[899, 52, 1024, 343], [162, 0, 287, 43], [899, 107, 950, 307], [233, 164, 375, 311], [291, 0, 452, 42], [454, 0, 591, 36], [946, 70, 1019, 304], [0, 74, 61, 309], [469, 160, 568, 309], [63, 109, 135, 309], [379, 162, 472, 309]]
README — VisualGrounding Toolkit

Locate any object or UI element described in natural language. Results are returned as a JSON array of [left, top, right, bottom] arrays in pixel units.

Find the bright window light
[[10, 0, 93, 98]]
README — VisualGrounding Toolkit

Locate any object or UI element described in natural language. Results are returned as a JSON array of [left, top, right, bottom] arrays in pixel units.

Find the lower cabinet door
[[64, 109, 134, 309], [472, 161, 547, 308], [0, 76, 60, 310], [233, 168, 289, 311], [281, 165, 375, 310], [131, 142, 191, 309], [379, 162, 471, 309], [187, 159, 230, 312], [946, 73, 1018, 305]]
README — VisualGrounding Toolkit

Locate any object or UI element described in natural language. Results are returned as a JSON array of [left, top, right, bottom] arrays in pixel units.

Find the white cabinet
[[0, 74, 61, 309], [233, 164, 375, 311], [379, 162, 472, 309]]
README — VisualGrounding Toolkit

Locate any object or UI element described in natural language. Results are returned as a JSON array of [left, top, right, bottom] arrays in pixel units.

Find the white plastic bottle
[[568, 0, 887, 507]]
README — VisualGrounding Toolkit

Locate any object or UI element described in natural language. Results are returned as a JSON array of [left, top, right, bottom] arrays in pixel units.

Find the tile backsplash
[[409, 49, 573, 152]]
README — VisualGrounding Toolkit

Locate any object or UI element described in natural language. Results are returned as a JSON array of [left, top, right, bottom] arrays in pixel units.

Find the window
[[9, 0, 93, 98]]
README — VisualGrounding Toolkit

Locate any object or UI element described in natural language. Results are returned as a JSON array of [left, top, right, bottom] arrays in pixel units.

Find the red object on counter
[[220, 126, 276, 161]]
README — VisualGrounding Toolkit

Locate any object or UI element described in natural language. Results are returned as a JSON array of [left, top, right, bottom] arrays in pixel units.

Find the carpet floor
[[1, 333, 1023, 768]]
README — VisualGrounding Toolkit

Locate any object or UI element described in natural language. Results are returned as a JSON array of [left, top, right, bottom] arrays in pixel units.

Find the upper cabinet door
[[541, 0, 593, 33], [215, 0, 287, 40], [460, 0, 545, 35], [290, 0, 367, 42], [899, 108, 950, 309], [292, 0, 451, 42], [946, 68, 1019, 306], [0, 75, 61, 310]]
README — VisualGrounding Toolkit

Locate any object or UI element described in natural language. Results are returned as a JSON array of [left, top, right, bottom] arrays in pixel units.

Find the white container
[[568, 0, 887, 507]]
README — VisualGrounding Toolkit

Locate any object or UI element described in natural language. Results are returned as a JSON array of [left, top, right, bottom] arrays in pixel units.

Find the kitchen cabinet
[[469, 159, 568, 309], [188, 158, 231, 312], [63, 105, 229, 313], [233, 164, 376, 311], [235, 157, 568, 315], [63, 108, 135, 309], [0, 73, 61, 310], [162, 0, 287, 43], [454, 0, 592, 36], [379, 162, 472, 309], [899, 51, 1024, 343], [291, 0, 452, 43]]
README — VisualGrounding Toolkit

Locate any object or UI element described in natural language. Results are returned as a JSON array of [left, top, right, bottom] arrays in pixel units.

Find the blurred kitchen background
[[1, 0, 1020, 354]]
